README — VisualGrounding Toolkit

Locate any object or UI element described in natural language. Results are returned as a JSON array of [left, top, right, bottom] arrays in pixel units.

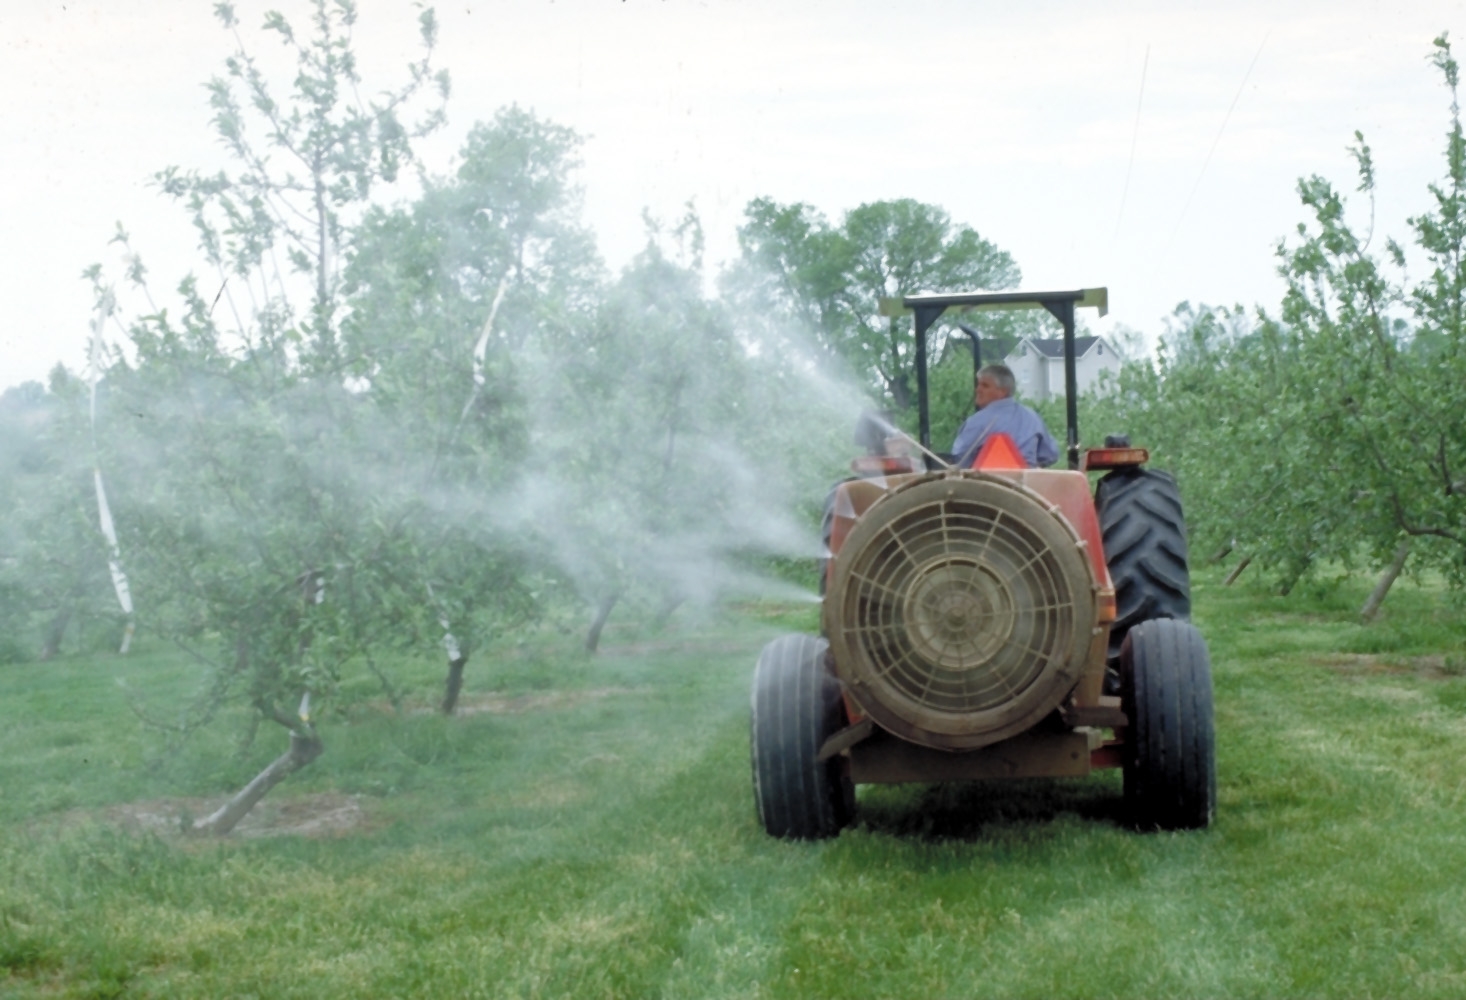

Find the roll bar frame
[[879, 288, 1109, 470]]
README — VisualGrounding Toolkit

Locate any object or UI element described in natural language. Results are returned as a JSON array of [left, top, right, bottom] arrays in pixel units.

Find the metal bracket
[[1059, 695, 1127, 729], [913, 304, 946, 449], [816, 718, 876, 762]]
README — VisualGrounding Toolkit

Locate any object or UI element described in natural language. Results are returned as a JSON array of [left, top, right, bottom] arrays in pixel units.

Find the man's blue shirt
[[951, 397, 1059, 468]]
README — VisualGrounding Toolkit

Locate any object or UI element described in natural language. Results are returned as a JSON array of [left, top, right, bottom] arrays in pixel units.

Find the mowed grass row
[[3, 576, 1466, 998]]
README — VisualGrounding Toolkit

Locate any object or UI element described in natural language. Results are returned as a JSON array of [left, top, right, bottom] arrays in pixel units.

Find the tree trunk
[[191, 729, 324, 836], [1223, 556, 1253, 586], [441, 654, 467, 715], [585, 593, 620, 654], [1360, 540, 1411, 621], [1207, 541, 1235, 565], [39, 605, 72, 660]]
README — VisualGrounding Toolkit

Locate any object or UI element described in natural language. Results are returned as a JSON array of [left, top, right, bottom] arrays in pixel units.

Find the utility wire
[[1114, 43, 1150, 243], [1169, 32, 1270, 248]]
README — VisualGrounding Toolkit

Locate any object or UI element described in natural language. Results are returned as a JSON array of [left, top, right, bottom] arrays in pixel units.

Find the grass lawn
[[3, 574, 1466, 998]]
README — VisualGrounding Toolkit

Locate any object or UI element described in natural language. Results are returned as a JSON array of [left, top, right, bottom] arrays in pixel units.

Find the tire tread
[[751, 634, 852, 838], [1122, 619, 1216, 830], [1097, 468, 1192, 665]]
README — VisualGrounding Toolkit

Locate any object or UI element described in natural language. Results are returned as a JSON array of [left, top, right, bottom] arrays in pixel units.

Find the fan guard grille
[[828, 473, 1096, 750]]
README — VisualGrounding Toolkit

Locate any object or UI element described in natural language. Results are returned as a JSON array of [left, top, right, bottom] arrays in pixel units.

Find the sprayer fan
[[826, 473, 1097, 751]]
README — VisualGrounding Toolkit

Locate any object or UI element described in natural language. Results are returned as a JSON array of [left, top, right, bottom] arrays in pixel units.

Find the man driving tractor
[[950, 363, 1058, 468]]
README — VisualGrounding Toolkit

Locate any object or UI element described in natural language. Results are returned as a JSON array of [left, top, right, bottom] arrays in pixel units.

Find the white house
[[1003, 336, 1121, 402]]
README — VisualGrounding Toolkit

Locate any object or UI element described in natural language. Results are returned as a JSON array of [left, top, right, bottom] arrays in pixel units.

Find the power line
[[1169, 32, 1270, 248], [1114, 43, 1150, 243]]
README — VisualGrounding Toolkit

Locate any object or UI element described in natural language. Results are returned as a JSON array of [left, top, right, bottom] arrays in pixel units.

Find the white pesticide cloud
[[6, 0, 1466, 388]]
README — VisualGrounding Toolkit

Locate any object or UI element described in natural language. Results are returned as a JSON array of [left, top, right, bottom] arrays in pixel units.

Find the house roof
[[970, 338, 1014, 364], [1015, 336, 1102, 359]]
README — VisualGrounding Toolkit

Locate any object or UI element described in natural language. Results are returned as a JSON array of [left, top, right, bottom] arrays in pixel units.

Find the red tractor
[[751, 288, 1212, 838]]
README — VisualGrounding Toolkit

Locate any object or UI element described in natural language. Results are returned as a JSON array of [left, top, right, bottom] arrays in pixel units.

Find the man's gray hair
[[978, 364, 1016, 397]]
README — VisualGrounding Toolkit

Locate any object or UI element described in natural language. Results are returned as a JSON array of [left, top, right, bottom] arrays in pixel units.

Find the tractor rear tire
[[1096, 468, 1191, 674], [1121, 619, 1216, 830], [750, 634, 854, 839]]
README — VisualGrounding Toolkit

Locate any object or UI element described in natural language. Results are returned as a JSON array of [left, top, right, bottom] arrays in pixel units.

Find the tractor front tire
[[1097, 468, 1191, 675], [750, 634, 854, 839], [1121, 619, 1217, 831]]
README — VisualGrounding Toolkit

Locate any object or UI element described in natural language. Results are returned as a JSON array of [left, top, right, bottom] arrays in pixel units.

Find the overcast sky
[[5, 0, 1466, 391]]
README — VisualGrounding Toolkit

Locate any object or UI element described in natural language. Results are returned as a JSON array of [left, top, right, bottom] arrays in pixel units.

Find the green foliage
[[0, 376, 123, 662], [73, 3, 455, 762], [341, 105, 603, 668], [1086, 302, 1307, 575], [1094, 39, 1466, 595], [53, 0, 872, 777], [98, 355, 419, 741], [517, 210, 843, 626], [154, 0, 448, 369], [1265, 38, 1466, 587], [726, 197, 1022, 412]]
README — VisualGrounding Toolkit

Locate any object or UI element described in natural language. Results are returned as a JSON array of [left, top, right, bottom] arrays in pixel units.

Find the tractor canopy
[[878, 287, 1109, 470]]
